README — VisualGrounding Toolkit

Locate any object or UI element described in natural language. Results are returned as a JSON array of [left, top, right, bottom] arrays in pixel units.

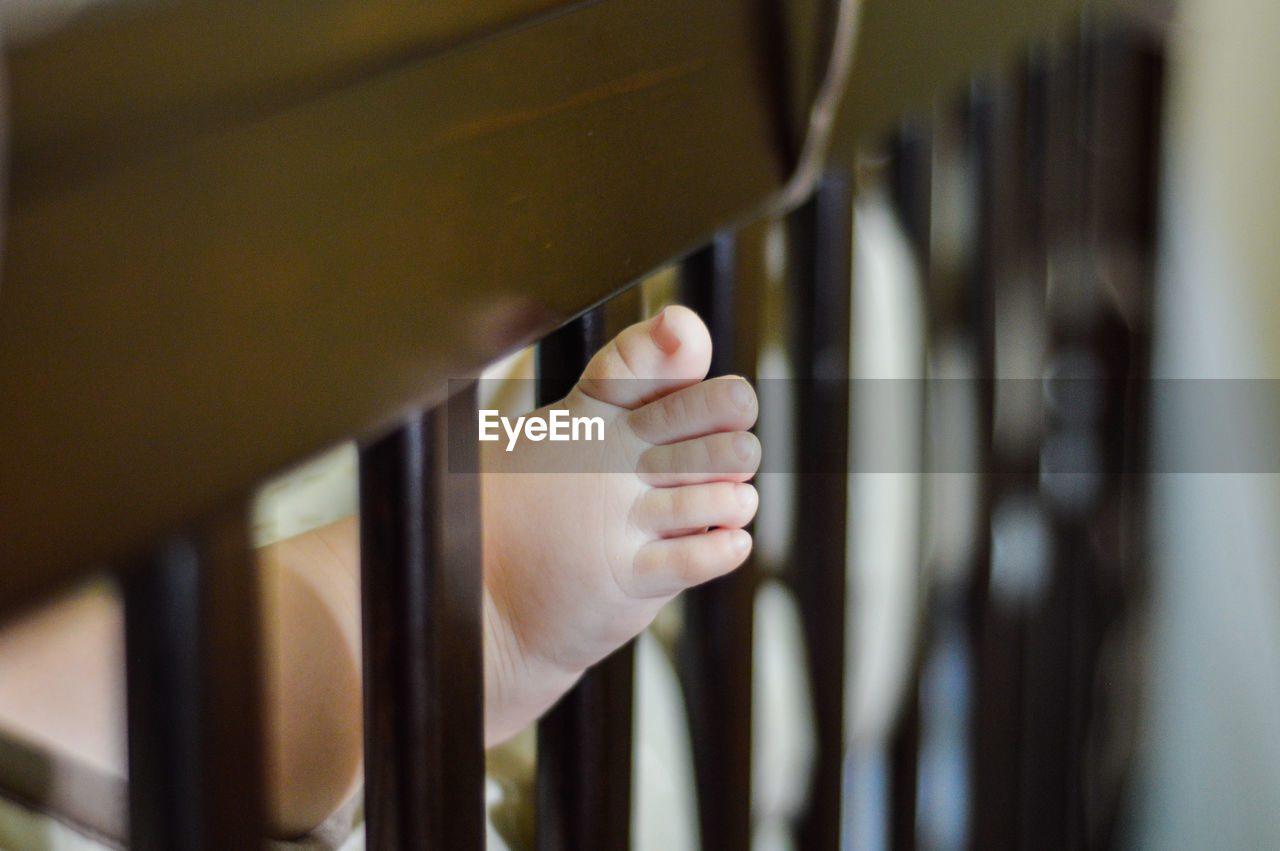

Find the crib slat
[[960, 80, 1001, 851], [123, 507, 264, 850], [968, 64, 1030, 851], [359, 388, 484, 850], [535, 305, 636, 851], [1076, 30, 1160, 846], [677, 227, 763, 849], [787, 172, 853, 850], [535, 650, 635, 850], [1016, 39, 1089, 847], [1029, 28, 1160, 848]]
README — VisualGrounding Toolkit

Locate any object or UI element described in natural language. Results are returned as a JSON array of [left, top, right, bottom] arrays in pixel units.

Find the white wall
[[1125, 0, 1280, 845]]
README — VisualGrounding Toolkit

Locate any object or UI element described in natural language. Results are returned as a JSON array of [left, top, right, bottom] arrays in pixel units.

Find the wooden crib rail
[[0, 0, 794, 611], [0, 0, 1101, 615]]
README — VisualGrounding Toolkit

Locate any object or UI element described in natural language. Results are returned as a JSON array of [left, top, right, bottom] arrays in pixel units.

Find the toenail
[[736, 484, 754, 508], [728, 377, 752, 411], [732, 432, 755, 462], [731, 529, 751, 553], [650, 307, 682, 354]]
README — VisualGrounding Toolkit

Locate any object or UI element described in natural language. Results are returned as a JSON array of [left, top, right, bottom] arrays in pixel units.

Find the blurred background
[[836, 0, 1280, 846]]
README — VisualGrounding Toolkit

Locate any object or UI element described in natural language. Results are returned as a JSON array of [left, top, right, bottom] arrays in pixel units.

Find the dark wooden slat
[[123, 506, 264, 850], [960, 81, 1002, 851], [1076, 29, 1161, 847], [535, 649, 635, 851], [889, 123, 934, 264], [1031, 26, 1161, 849], [8, 0, 584, 198], [1015, 38, 1089, 849], [534, 306, 607, 402], [676, 224, 766, 850], [359, 387, 484, 850], [787, 172, 852, 850], [968, 57, 1039, 851], [124, 543, 202, 850], [888, 685, 922, 850], [682, 234, 740, 378], [535, 305, 636, 851]]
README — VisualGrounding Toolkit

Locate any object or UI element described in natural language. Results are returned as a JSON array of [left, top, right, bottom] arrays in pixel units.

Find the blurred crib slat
[[535, 305, 637, 851], [123, 507, 265, 850], [787, 171, 854, 850], [676, 224, 766, 850], [358, 388, 485, 850]]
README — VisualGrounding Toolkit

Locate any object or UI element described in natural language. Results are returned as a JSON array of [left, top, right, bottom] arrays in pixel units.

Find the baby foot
[[482, 306, 760, 745]]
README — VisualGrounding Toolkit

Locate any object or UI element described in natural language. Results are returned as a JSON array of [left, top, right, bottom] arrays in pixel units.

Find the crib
[[0, 0, 1164, 847]]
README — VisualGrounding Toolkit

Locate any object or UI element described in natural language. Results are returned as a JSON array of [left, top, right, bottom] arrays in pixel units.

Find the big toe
[[575, 305, 712, 409]]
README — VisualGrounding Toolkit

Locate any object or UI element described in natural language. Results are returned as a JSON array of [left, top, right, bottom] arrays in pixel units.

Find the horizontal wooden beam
[[0, 0, 1116, 610], [0, 0, 788, 610], [7, 0, 587, 200]]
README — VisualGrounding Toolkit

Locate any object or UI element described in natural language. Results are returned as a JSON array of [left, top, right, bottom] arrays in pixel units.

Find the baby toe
[[575, 305, 712, 409], [631, 528, 752, 598], [632, 481, 758, 538], [637, 431, 761, 487], [627, 376, 758, 445]]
